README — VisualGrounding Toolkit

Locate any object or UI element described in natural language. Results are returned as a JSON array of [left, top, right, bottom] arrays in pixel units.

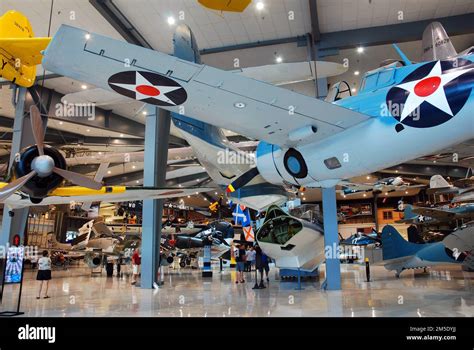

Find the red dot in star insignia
[[136, 85, 160, 96], [414, 76, 441, 97]]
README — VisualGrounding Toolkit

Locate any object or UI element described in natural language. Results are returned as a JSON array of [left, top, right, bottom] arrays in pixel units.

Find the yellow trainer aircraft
[[0, 10, 51, 87]]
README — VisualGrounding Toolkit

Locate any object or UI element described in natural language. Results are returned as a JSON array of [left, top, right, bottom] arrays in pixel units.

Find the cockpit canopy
[[257, 205, 303, 245]]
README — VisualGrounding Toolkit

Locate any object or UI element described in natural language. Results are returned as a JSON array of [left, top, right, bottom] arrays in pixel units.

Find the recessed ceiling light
[[385, 192, 388, 195], [98, 152, 102, 155], [107, 170, 111, 174], [303, 197, 306, 201], [132, 165, 136, 169], [256, 1, 264, 10], [276, 56, 283, 63], [167, 16, 175, 25], [357, 47, 364, 53], [366, 176, 370, 180], [214, 192, 218, 195], [187, 195, 190, 198], [363, 194, 367, 197], [85, 33, 91, 40], [81, 84, 87, 90], [405, 191, 409, 194], [179, 184, 182, 187], [59, 121, 63, 125], [395, 170, 399, 173], [195, 192, 198, 195], [354, 71, 360, 76], [142, 111, 147, 115], [136, 180, 139, 183], [120, 134, 124, 137], [234, 102, 246, 109], [86, 129, 90, 132], [352, 88, 357, 93]]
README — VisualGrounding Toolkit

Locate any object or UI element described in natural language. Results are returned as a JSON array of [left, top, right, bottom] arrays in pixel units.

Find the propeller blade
[[0, 170, 37, 201], [53, 167, 103, 190], [30, 105, 45, 156], [226, 167, 259, 193]]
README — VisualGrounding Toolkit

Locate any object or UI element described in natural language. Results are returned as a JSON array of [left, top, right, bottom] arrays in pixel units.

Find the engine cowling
[[84, 253, 102, 269], [256, 141, 314, 187], [14, 145, 67, 201]]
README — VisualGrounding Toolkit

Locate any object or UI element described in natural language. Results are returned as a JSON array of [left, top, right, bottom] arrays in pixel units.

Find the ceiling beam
[[318, 13, 474, 52], [200, 36, 306, 55], [381, 163, 470, 179], [89, 0, 153, 49], [308, 0, 321, 42], [103, 170, 208, 186]]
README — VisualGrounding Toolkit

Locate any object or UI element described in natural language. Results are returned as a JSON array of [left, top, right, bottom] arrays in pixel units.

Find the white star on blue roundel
[[108, 71, 188, 106], [386, 58, 474, 131]]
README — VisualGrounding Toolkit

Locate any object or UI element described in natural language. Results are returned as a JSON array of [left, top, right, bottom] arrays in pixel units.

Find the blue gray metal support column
[[141, 107, 171, 289], [321, 186, 341, 290], [0, 87, 34, 247]]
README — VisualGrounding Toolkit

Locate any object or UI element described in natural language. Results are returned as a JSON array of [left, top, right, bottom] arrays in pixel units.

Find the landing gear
[[395, 268, 404, 278], [179, 260, 186, 268]]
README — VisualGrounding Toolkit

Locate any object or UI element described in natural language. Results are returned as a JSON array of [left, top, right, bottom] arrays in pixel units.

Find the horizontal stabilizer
[[0, 38, 51, 66]]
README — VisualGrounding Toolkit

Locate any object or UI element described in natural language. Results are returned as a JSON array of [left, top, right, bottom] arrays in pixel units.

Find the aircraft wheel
[[179, 261, 186, 268]]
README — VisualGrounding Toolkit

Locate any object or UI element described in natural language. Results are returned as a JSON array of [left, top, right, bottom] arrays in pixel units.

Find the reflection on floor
[[1, 264, 473, 317]]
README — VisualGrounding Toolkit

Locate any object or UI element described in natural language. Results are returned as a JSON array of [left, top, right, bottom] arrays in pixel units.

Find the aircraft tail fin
[[0, 11, 50, 87], [430, 175, 451, 189], [421, 22, 457, 61], [381, 225, 425, 260]]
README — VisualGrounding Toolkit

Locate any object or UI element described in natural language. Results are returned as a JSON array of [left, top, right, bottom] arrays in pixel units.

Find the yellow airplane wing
[[0, 183, 215, 208], [0, 37, 51, 66]]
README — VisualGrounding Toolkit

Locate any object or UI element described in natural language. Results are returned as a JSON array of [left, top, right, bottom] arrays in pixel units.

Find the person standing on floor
[[234, 244, 246, 283], [131, 248, 141, 285], [262, 251, 270, 282], [254, 245, 266, 287], [36, 250, 52, 299], [246, 246, 256, 272]]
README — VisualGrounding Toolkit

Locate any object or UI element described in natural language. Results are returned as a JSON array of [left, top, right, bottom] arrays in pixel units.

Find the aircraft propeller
[[0, 106, 102, 201]]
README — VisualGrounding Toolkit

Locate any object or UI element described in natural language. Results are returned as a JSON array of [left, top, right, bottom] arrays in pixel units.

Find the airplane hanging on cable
[[35, 22, 473, 201], [0, 105, 213, 208], [338, 176, 425, 196]]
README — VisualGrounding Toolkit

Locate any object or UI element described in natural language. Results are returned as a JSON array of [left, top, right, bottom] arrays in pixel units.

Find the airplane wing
[[62, 59, 347, 106], [411, 207, 456, 220], [0, 37, 51, 65], [2, 184, 214, 209], [42, 25, 370, 148]]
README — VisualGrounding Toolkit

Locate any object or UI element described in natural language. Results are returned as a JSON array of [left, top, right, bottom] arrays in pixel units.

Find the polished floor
[[1, 263, 473, 317]]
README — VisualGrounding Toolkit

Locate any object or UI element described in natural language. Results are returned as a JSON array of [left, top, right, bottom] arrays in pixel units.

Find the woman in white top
[[37, 250, 52, 299]]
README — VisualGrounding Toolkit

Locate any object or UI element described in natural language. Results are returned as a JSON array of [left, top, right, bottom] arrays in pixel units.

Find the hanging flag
[[232, 204, 251, 226], [243, 226, 255, 242]]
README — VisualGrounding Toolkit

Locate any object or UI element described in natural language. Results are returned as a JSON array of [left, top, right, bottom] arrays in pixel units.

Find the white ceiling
[[318, 0, 474, 33], [114, 0, 312, 52], [0, 0, 122, 39]]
